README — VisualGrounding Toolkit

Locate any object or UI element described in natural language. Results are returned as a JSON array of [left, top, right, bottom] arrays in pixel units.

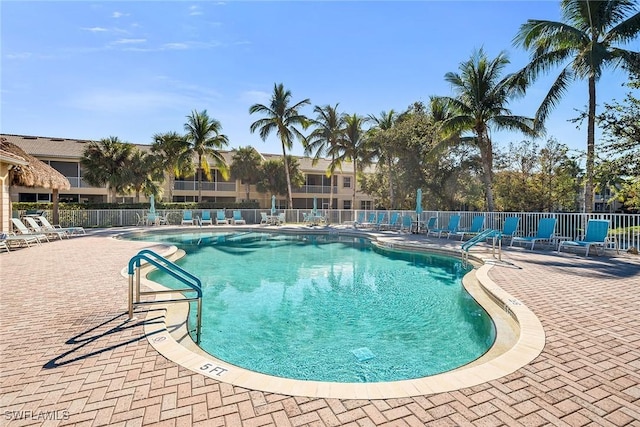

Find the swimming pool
[[130, 230, 496, 383]]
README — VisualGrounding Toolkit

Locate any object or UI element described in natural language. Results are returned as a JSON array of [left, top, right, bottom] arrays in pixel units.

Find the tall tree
[[151, 131, 193, 202], [368, 110, 399, 208], [184, 110, 229, 202], [335, 114, 373, 209], [81, 136, 133, 203], [513, 0, 640, 212], [230, 146, 263, 202], [249, 83, 311, 208], [435, 48, 535, 211], [127, 149, 164, 203], [256, 156, 304, 198], [305, 104, 345, 209]]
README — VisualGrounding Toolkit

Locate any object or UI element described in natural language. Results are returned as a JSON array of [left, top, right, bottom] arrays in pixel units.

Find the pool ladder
[[460, 229, 503, 266], [128, 249, 203, 344]]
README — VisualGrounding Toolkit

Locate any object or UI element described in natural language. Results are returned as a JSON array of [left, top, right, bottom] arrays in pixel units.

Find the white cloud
[[5, 52, 32, 60], [67, 89, 196, 113], [82, 27, 109, 33], [189, 5, 202, 16], [112, 11, 128, 18], [113, 38, 146, 45]]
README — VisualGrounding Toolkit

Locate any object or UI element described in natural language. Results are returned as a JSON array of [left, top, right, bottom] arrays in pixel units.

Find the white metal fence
[[14, 208, 640, 250]]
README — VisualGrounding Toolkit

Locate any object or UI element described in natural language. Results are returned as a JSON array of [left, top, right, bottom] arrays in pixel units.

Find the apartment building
[[1, 134, 375, 210]]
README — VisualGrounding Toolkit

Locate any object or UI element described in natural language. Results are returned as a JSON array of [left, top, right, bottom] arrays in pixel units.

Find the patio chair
[[379, 212, 401, 231], [511, 217, 556, 250], [400, 215, 414, 233], [37, 215, 86, 236], [10, 218, 50, 243], [426, 215, 461, 238], [557, 219, 615, 256], [181, 210, 194, 225], [260, 212, 269, 225], [23, 216, 69, 240], [200, 210, 213, 226], [449, 215, 485, 241], [362, 212, 386, 229], [1, 232, 42, 250], [484, 217, 520, 246], [276, 213, 286, 225], [231, 210, 246, 225], [216, 210, 229, 225]]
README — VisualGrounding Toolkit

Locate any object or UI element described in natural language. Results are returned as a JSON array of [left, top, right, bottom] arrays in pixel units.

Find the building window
[[360, 200, 372, 210], [343, 177, 351, 188], [343, 200, 351, 210]]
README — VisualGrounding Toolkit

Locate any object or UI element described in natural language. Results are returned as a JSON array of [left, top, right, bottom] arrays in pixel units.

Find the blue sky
[[1, 1, 636, 159]]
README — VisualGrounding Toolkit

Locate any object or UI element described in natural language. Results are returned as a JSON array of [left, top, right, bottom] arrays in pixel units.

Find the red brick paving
[[1, 228, 639, 426]]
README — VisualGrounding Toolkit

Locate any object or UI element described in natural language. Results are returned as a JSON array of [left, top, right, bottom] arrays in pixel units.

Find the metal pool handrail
[[461, 228, 501, 265], [128, 249, 202, 344]]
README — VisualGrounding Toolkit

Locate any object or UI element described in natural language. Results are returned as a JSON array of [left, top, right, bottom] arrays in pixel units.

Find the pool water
[[138, 231, 495, 383]]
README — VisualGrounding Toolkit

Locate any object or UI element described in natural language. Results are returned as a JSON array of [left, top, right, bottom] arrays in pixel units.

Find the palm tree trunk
[[245, 182, 251, 202], [479, 134, 495, 211], [329, 174, 334, 210], [197, 155, 203, 203], [352, 159, 357, 210], [168, 172, 175, 202], [585, 76, 596, 213], [388, 157, 395, 209], [281, 141, 293, 208]]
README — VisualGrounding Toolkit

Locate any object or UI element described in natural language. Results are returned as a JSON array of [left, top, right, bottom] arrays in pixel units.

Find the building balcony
[[174, 181, 236, 192], [292, 185, 339, 194]]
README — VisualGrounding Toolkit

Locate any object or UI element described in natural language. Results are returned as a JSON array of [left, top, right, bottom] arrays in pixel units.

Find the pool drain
[[351, 347, 375, 362]]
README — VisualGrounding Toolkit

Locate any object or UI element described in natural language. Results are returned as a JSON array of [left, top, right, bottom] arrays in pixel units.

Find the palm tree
[[368, 110, 398, 208], [127, 149, 164, 202], [249, 83, 311, 208], [335, 114, 373, 209], [230, 146, 263, 202], [184, 110, 230, 203], [435, 48, 535, 211], [151, 131, 193, 202], [81, 136, 134, 203], [305, 104, 345, 209], [513, 0, 640, 213]]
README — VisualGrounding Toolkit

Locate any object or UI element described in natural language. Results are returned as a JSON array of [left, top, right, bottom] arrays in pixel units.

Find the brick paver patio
[[1, 227, 639, 426]]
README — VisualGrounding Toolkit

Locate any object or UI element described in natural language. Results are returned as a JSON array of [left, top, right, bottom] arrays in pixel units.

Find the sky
[[1, 1, 637, 159]]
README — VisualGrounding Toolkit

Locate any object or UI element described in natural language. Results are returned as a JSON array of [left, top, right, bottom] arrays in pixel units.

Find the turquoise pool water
[[132, 231, 495, 383]]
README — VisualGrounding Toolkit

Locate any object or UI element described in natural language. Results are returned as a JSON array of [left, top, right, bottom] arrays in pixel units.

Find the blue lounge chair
[[449, 215, 485, 241], [511, 217, 556, 250], [358, 212, 376, 228], [484, 217, 520, 246], [427, 215, 461, 238], [200, 210, 213, 226], [379, 212, 401, 231], [181, 210, 194, 225], [557, 219, 615, 256], [216, 210, 229, 225], [232, 210, 246, 225], [400, 215, 414, 233]]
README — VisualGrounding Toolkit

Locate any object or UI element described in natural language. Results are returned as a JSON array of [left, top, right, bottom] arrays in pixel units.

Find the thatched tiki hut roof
[[1, 137, 71, 224], [1, 138, 70, 190]]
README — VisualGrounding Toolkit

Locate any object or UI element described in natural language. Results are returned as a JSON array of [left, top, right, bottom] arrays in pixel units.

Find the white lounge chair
[[23, 217, 69, 240], [10, 218, 50, 243], [37, 216, 86, 236]]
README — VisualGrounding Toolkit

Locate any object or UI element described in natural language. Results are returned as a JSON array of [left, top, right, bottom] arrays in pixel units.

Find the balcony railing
[[174, 181, 236, 192], [65, 177, 104, 189], [292, 185, 338, 194]]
